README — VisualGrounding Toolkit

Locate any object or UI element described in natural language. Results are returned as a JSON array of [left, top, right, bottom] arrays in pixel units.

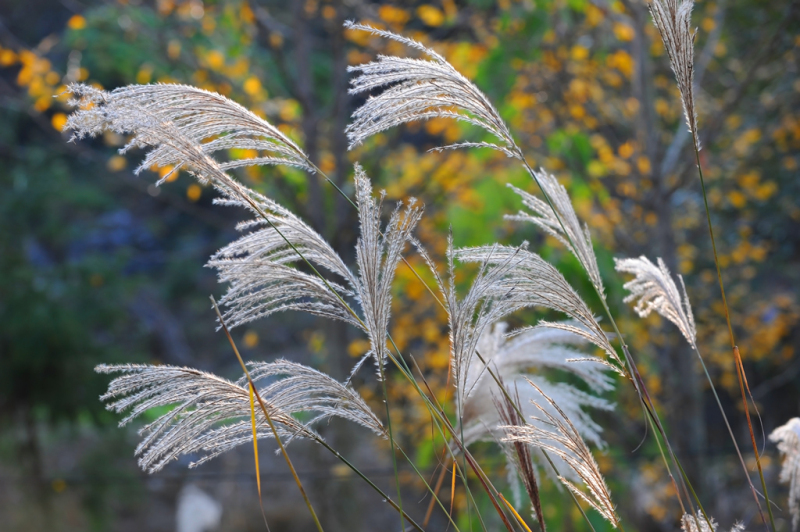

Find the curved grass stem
[[211, 296, 325, 532], [693, 143, 774, 532]]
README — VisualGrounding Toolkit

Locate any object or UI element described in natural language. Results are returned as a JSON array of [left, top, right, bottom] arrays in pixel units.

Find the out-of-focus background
[[0, 1, 798, 531]]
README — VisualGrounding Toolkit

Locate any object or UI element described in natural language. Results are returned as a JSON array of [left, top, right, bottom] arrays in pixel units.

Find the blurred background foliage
[[0, 0, 798, 530]]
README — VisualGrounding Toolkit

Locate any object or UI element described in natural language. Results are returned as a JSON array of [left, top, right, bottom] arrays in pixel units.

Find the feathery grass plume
[[207, 187, 362, 331], [649, 0, 699, 151], [461, 322, 613, 449], [344, 21, 519, 159], [351, 163, 423, 376], [614, 256, 696, 347], [64, 83, 312, 180], [63, 84, 332, 275], [507, 170, 604, 299], [454, 244, 623, 374], [495, 387, 546, 532], [96, 360, 384, 473], [770, 418, 800, 530], [616, 255, 775, 529], [442, 241, 530, 417], [502, 380, 619, 527], [681, 511, 746, 532], [208, 166, 421, 379]]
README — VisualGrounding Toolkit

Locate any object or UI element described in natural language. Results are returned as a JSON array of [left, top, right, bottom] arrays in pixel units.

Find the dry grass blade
[[495, 387, 546, 532], [502, 380, 619, 527], [249, 383, 271, 531], [95, 360, 384, 472], [770, 418, 800, 530], [344, 21, 518, 159], [507, 169, 604, 299], [649, 0, 699, 151], [614, 256, 696, 346]]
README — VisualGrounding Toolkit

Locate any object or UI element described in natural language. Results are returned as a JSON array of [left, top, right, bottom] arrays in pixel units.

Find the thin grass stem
[[377, 361, 406, 532], [211, 296, 325, 532], [693, 143, 775, 531]]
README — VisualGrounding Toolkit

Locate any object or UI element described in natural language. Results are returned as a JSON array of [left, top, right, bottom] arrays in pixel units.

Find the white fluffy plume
[[459, 322, 614, 450], [649, 0, 700, 150], [96, 360, 384, 473], [454, 244, 622, 373], [770, 417, 800, 530], [681, 512, 746, 532], [506, 169, 604, 299], [344, 21, 519, 159], [207, 187, 362, 330], [614, 256, 696, 347], [64, 83, 312, 185], [502, 380, 618, 527], [351, 164, 423, 374], [208, 166, 421, 378]]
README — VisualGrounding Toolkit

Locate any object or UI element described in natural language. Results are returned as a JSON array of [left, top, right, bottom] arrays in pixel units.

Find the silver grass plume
[[344, 21, 519, 159], [494, 386, 545, 531], [681, 512, 746, 532], [96, 360, 384, 473], [443, 241, 531, 416], [64, 83, 311, 191], [649, 0, 700, 151], [208, 166, 421, 378], [614, 256, 696, 347], [502, 380, 619, 527], [208, 187, 362, 330], [461, 321, 614, 452], [507, 169, 604, 299], [455, 244, 623, 374], [346, 21, 610, 312], [770, 417, 800, 530], [351, 163, 423, 375]]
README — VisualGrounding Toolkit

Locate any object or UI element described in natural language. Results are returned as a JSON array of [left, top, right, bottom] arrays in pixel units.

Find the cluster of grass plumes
[[62, 13, 795, 532]]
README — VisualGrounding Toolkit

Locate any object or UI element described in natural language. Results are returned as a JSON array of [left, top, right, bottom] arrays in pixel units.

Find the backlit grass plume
[[455, 245, 622, 373], [208, 165, 422, 380], [770, 418, 800, 530], [460, 321, 613, 449], [502, 380, 619, 527], [649, 0, 699, 150], [507, 169, 605, 299], [65, 83, 312, 179], [96, 360, 384, 473], [614, 256, 696, 347], [681, 512, 746, 532], [344, 21, 518, 159]]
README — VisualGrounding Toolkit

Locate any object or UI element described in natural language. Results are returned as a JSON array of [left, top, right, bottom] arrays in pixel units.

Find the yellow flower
[[51, 112, 67, 131], [243, 76, 262, 96], [417, 5, 444, 27], [187, 184, 202, 202], [67, 15, 86, 30], [613, 23, 635, 42]]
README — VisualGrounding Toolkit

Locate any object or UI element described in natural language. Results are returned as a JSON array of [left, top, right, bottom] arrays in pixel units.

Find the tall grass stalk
[[649, 0, 775, 527], [61, 15, 773, 531], [343, 20, 710, 520], [211, 296, 324, 532]]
